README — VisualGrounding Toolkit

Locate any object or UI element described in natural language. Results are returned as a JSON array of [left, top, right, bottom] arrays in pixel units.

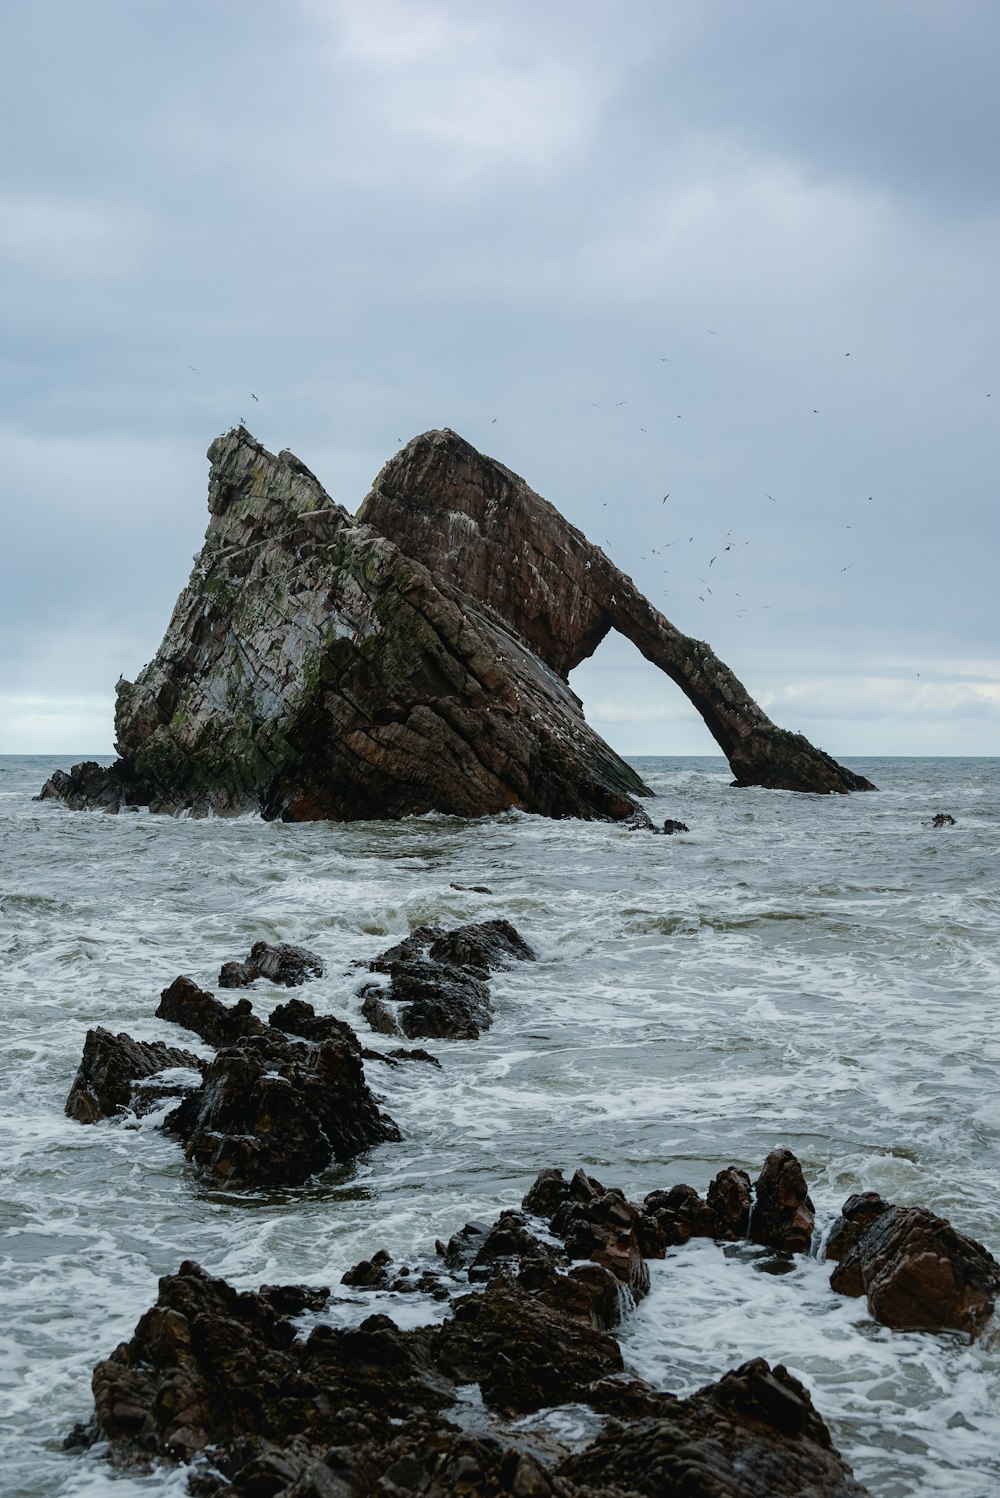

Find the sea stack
[[38, 427, 874, 820]]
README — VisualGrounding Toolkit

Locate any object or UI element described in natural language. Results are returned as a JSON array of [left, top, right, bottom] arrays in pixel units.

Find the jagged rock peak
[[38, 427, 648, 822]]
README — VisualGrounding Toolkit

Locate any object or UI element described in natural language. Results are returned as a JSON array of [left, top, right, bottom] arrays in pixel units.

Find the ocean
[[1, 753, 998, 1497]]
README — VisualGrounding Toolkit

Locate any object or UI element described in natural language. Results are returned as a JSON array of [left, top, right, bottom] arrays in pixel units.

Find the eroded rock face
[[38, 428, 648, 823], [65, 1028, 203, 1123], [38, 426, 873, 822], [360, 919, 535, 1041], [80, 1191, 870, 1498], [828, 1201, 1000, 1336], [360, 429, 877, 795]]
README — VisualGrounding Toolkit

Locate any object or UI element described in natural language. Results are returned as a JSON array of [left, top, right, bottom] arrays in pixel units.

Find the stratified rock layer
[[360, 429, 875, 794], [39, 429, 647, 822], [38, 425, 872, 821]]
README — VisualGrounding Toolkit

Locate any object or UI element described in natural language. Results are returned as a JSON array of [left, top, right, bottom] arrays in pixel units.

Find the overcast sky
[[2, 0, 997, 759]]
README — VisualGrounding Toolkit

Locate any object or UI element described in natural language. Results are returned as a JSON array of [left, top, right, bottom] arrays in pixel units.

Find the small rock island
[[39, 428, 874, 820]]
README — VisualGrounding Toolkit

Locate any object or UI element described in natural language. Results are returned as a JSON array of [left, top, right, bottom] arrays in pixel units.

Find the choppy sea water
[[1, 753, 998, 1498]]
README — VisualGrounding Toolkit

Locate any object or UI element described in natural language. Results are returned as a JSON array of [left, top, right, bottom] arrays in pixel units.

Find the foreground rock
[[79, 1183, 869, 1497], [827, 1195, 1000, 1336], [65, 1028, 203, 1123], [38, 426, 873, 821], [360, 919, 535, 1040]]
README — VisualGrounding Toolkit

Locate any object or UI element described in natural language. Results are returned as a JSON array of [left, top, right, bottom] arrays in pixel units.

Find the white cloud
[[0, 195, 149, 281], [298, 0, 608, 177]]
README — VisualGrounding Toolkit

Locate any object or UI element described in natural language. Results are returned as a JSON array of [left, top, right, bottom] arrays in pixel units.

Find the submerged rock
[[38, 427, 873, 822], [65, 1028, 203, 1123]]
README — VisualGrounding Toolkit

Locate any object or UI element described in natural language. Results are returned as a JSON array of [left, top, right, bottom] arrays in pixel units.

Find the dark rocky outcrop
[[164, 1030, 400, 1189], [360, 919, 535, 1041], [662, 818, 690, 834], [38, 426, 873, 822], [827, 1199, 1000, 1337], [749, 1148, 815, 1254], [156, 976, 268, 1048], [71, 979, 399, 1189], [219, 941, 323, 989], [561, 1358, 869, 1497], [79, 1187, 870, 1498], [65, 1028, 203, 1123], [931, 812, 956, 827], [267, 996, 358, 1049]]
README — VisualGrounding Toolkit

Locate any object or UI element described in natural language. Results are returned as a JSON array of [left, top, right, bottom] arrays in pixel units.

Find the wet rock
[[824, 1192, 892, 1262], [81, 1188, 872, 1497], [522, 1168, 653, 1303], [65, 1028, 204, 1123], [662, 818, 690, 834], [220, 942, 324, 989], [449, 882, 492, 893], [931, 812, 956, 827], [643, 1182, 716, 1245], [749, 1149, 815, 1254], [437, 1269, 625, 1414], [164, 1031, 400, 1188], [268, 997, 359, 1049], [708, 1167, 753, 1241], [36, 759, 149, 812], [623, 807, 659, 832], [643, 1168, 755, 1246], [829, 1203, 1000, 1336], [156, 975, 268, 1047], [386, 1046, 440, 1067], [362, 920, 534, 1041], [561, 1357, 869, 1496]]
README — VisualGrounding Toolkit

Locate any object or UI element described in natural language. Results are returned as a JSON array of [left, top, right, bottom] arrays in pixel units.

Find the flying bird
[[662, 494, 670, 503], [491, 418, 497, 423], [189, 366, 198, 372], [840, 565, 853, 573], [709, 555, 717, 566], [614, 401, 627, 407], [251, 393, 258, 401]]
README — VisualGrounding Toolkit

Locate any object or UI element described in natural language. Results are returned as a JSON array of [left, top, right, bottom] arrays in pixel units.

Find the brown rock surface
[[360, 429, 877, 795], [749, 1148, 815, 1254], [829, 1202, 1000, 1336], [38, 425, 873, 821]]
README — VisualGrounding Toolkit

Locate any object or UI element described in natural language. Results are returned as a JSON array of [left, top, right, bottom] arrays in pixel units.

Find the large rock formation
[[38, 427, 873, 821], [360, 430, 874, 795]]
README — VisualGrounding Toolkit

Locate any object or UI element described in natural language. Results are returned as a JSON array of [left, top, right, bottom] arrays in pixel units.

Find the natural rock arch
[[359, 429, 874, 795]]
